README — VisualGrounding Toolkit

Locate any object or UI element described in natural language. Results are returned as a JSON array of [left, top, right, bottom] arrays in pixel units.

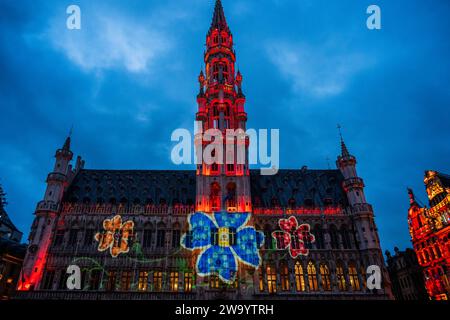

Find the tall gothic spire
[[210, 0, 229, 32], [337, 124, 350, 157]]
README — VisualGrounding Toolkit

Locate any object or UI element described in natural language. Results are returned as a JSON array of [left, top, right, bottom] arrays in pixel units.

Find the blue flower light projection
[[181, 212, 264, 283]]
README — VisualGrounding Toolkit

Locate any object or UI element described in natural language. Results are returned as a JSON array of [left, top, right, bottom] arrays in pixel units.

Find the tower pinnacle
[[210, 0, 228, 32], [337, 124, 350, 157]]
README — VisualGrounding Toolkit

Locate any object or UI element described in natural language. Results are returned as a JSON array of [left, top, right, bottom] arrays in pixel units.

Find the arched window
[[210, 182, 221, 211], [210, 275, 219, 289], [294, 261, 306, 292], [336, 263, 347, 291], [341, 225, 352, 249], [266, 265, 277, 294], [348, 263, 360, 291], [264, 225, 273, 250], [143, 223, 153, 248], [280, 263, 290, 291], [329, 225, 339, 249], [307, 261, 318, 291], [225, 182, 236, 210], [320, 263, 331, 291], [314, 225, 324, 249]]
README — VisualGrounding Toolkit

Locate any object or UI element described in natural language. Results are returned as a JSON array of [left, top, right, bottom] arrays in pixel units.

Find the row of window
[[40, 262, 365, 294], [263, 225, 353, 250], [53, 228, 181, 249], [259, 261, 363, 293], [41, 269, 195, 293]]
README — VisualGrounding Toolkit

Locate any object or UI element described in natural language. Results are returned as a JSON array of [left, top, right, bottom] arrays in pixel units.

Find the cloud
[[46, 11, 172, 73], [265, 40, 373, 98]]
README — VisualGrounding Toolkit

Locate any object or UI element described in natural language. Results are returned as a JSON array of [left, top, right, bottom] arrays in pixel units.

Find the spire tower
[[195, 0, 250, 213]]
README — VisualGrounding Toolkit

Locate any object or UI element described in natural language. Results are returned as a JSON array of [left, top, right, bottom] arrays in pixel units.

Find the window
[[320, 263, 332, 291], [264, 229, 273, 249], [84, 229, 94, 247], [294, 262, 306, 292], [120, 271, 132, 291], [172, 230, 180, 248], [156, 230, 166, 248], [314, 226, 325, 249], [336, 264, 347, 291], [42, 270, 55, 290], [307, 261, 318, 291], [106, 271, 117, 291], [210, 182, 221, 209], [259, 270, 265, 292], [229, 228, 237, 246], [54, 229, 65, 246], [210, 275, 220, 289], [138, 271, 148, 291], [184, 231, 193, 248], [348, 264, 360, 291], [68, 229, 79, 247], [184, 272, 194, 293], [89, 270, 101, 290], [266, 265, 277, 294], [153, 271, 163, 292], [211, 227, 219, 245], [329, 225, 339, 249], [341, 226, 352, 249], [143, 229, 152, 248], [170, 272, 179, 292], [280, 264, 290, 291]]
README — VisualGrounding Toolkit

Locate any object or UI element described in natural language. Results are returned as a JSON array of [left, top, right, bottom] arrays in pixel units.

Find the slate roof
[[63, 170, 197, 206], [64, 168, 348, 208], [437, 172, 450, 189], [0, 207, 20, 233], [0, 237, 26, 258], [250, 169, 348, 208]]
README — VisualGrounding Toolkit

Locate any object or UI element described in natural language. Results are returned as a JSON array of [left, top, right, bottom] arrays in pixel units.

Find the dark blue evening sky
[[1, 0, 449, 255]]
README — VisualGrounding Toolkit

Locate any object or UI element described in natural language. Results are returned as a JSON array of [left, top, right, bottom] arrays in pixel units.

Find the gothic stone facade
[[16, 0, 391, 300]]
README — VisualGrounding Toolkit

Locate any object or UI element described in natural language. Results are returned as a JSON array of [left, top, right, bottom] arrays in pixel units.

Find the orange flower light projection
[[95, 215, 135, 258]]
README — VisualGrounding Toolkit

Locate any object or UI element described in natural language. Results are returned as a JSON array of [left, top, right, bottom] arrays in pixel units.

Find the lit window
[[184, 272, 194, 293], [307, 261, 318, 291], [138, 271, 148, 291], [294, 262, 306, 292], [266, 265, 277, 294], [280, 264, 290, 291], [120, 271, 132, 291], [348, 264, 360, 291], [320, 263, 331, 291], [210, 275, 220, 289], [153, 271, 163, 292], [170, 272, 179, 292], [259, 271, 265, 292], [336, 264, 347, 291], [106, 271, 117, 291]]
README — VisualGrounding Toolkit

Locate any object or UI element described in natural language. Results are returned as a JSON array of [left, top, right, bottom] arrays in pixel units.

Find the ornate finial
[[211, 0, 227, 29], [63, 127, 72, 151], [337, 124, 350, 157]]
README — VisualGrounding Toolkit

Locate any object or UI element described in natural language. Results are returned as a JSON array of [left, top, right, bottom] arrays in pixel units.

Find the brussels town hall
[[17, 1, 392, 300]]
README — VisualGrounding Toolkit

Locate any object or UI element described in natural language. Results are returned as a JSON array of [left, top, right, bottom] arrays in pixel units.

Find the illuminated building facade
[[16, 0, 391, 300], [407, 171, 450, 300]]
